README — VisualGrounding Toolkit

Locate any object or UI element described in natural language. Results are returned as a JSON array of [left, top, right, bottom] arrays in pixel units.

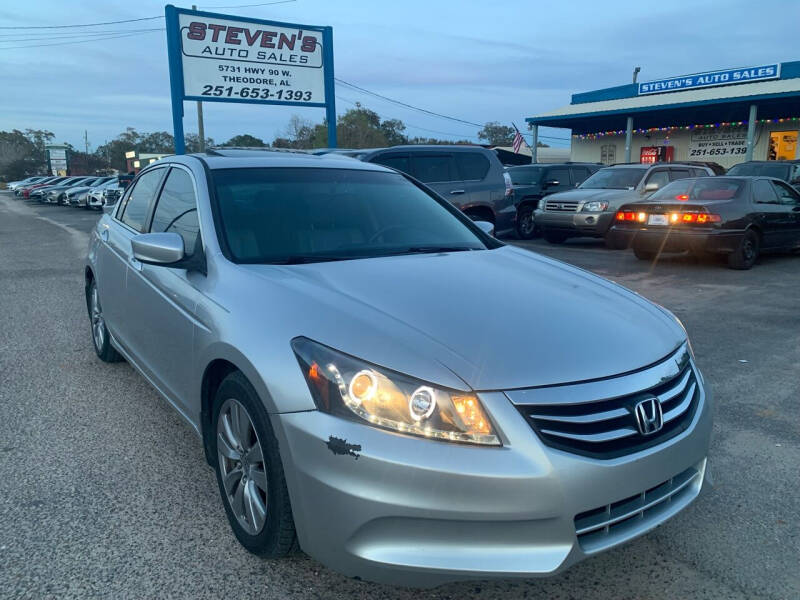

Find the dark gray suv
[[360, 145, 515, 236]]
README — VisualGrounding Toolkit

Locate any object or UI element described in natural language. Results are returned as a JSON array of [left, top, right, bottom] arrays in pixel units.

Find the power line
[[0, 1, 297, 29], [0, 16, 163, 30], [335, 78, 484, 128], [0, 28, 167, 42], [0, 29, 162, 50], [335, 95, 479, 140], [202, 0, 297, 8], [336, 78, 570, 142]]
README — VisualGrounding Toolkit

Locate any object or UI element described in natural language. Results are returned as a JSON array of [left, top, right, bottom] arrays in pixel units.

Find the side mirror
[[644, 182, 660, 193], [131, 232, 185, 265], [544, 179, 560, 188], [474, 220, 495, 237]]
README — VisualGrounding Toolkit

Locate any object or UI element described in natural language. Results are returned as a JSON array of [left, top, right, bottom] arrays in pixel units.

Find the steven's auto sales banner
[[178, 13, 326, 104]]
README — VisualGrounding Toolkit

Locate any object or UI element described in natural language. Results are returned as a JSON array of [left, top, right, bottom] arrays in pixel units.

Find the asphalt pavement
[[1, 191, 798, 599]]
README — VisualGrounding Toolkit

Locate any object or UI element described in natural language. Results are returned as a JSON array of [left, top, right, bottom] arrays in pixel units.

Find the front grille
[[574, 465, 701, 553], [516, 363, 699, 459], [544, 200, 579, 212]]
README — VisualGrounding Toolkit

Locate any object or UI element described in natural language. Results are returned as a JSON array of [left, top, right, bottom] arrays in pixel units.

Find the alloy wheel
[[216, 398, 269, 535], [90, 285, 105, 350]]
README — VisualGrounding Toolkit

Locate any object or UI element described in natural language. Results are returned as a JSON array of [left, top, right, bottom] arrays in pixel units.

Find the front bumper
[[274, 361, 712, 587], [536, 210, 615, 237], [608, 226, 742, 254]]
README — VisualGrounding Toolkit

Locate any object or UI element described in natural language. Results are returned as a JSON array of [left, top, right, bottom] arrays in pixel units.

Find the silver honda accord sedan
[[84, 149, 712, 587]]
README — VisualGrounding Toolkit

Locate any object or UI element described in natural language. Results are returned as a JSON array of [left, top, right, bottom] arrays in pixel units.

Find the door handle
[[129, 257, 142, 271], [450, 190, 466, 195], [100, 229, 109, 242]]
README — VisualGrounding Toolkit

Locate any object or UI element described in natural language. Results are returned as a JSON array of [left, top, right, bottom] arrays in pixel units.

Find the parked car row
[[498, 158, 800, 269], [8, 174, 125, 209]]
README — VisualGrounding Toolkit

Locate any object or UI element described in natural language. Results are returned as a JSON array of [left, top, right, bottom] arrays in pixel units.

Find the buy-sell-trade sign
[[165, 4, 336, 153]]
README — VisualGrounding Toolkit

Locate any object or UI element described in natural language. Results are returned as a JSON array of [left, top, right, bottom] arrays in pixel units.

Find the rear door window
[[410, 154, 457, 183], [669, 168, 691, 181], [118, 168, 165, 232], [370, 153, 410, 175], [454, 152, 490, 181], [753, 179, 780, 204], [546, 167, 571, 186]]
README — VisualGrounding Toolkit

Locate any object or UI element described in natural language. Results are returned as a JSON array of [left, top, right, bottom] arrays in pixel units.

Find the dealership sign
[[638, 64, 780, 95], [46, 146, 68, 175], [165, 5, 336, 153], [688, 128, 748, 159]]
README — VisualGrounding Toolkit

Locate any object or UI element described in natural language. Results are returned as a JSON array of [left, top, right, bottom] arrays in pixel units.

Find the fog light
[[409, 386, 436, 421]]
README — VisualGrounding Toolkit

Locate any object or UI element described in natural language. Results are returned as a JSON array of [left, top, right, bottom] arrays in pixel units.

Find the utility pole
[[633, 66, 641, 84], [193, 5, 206, 152], [84, 130, 89, 155]]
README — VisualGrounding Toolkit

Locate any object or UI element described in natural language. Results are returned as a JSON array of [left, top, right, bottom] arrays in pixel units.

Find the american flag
[[512, 129, 525, 153]]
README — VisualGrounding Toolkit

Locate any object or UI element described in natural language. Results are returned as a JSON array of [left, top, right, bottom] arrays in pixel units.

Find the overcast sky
[[1, 0, 798, 151]]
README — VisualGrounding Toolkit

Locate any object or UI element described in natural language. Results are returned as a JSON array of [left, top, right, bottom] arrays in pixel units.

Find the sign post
[[164, 4, 336, 154]]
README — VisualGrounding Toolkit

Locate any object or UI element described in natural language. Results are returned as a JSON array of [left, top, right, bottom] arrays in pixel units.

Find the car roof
[[169, 149, 395, 173], [363, 144, 488, 153], [732, 160, 800, 165]]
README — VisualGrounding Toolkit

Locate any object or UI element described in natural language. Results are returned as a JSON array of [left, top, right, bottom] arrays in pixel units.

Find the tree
[[0, 129, 54, 180], [185, 133, 215, 153], [380, 119, 407, 146], [477, 122, 515, 146], [337, 105, 388, 148], [223, 134, 268, 147]]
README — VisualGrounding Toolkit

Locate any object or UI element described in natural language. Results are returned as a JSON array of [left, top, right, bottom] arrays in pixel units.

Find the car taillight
[[615, 211, 646, 222], [677, 212, 721, 223]]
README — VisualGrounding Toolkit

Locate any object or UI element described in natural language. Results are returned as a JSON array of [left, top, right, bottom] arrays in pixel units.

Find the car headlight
[[293, 337, 500, 445], [582, 201, 609, 212]]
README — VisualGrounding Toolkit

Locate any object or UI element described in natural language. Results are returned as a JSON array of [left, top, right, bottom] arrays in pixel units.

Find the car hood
[[238, 246, 684, 391], [546, 187, 640, 206]]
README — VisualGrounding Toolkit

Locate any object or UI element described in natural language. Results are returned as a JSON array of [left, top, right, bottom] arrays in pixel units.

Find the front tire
[[212, 371, 297, 557], [727, 229, 759, 270], [87, 280, 122, 362], [515, 203, 538, 239]]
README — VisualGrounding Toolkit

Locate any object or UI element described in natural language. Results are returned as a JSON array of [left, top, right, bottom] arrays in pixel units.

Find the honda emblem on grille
[[634, 397, 663, 435]]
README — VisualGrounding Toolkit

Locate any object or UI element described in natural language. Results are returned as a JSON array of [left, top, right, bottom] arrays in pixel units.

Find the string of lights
[[573, 117, 800, 139]]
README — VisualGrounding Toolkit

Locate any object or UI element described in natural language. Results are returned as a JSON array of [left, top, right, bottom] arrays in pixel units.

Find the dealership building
[[526, 61, 800, 169]]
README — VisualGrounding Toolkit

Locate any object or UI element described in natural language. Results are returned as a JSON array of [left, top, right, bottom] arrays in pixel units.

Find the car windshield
[[579, 168, 645, 189], [727, 163, 791, 180], [213, 167, 489, 264], [508, 166, 545, 185], [649, 178, 746, 201]]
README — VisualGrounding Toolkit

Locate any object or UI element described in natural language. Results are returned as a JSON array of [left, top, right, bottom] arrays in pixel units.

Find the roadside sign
[[46, 145, 69, 175], [164, 4, 336, 153]]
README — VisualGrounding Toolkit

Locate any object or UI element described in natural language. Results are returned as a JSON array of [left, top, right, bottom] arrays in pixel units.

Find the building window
[[601, 144, 616, 165]]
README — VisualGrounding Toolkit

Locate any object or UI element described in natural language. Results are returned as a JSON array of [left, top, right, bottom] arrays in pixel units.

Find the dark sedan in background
[[608, 177, 800, 269]]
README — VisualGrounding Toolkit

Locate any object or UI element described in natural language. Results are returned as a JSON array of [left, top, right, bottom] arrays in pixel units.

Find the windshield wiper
[[271, 255, 355, 264], [387, 246, 479, 255]]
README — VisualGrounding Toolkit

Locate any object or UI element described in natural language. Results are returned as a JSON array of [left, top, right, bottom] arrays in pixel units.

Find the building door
[[768, 131, 798, 160]]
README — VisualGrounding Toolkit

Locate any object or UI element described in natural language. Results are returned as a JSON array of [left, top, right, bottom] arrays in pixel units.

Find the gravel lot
[[1, 191, 798, 599]]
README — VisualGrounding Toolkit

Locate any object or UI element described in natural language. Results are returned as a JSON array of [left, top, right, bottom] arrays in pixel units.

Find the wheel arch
[[516, 195, 542, 210], [198, 346, 284, 466]]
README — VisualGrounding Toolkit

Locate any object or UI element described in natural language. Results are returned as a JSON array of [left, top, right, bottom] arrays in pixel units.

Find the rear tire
[[727, 230, 759, 270], [633, 246, 657, 261], [212, 371, 297, 557], [86, 280, 123, 362], [543, 231, 568, 244], [515, 203, 538, 240]]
